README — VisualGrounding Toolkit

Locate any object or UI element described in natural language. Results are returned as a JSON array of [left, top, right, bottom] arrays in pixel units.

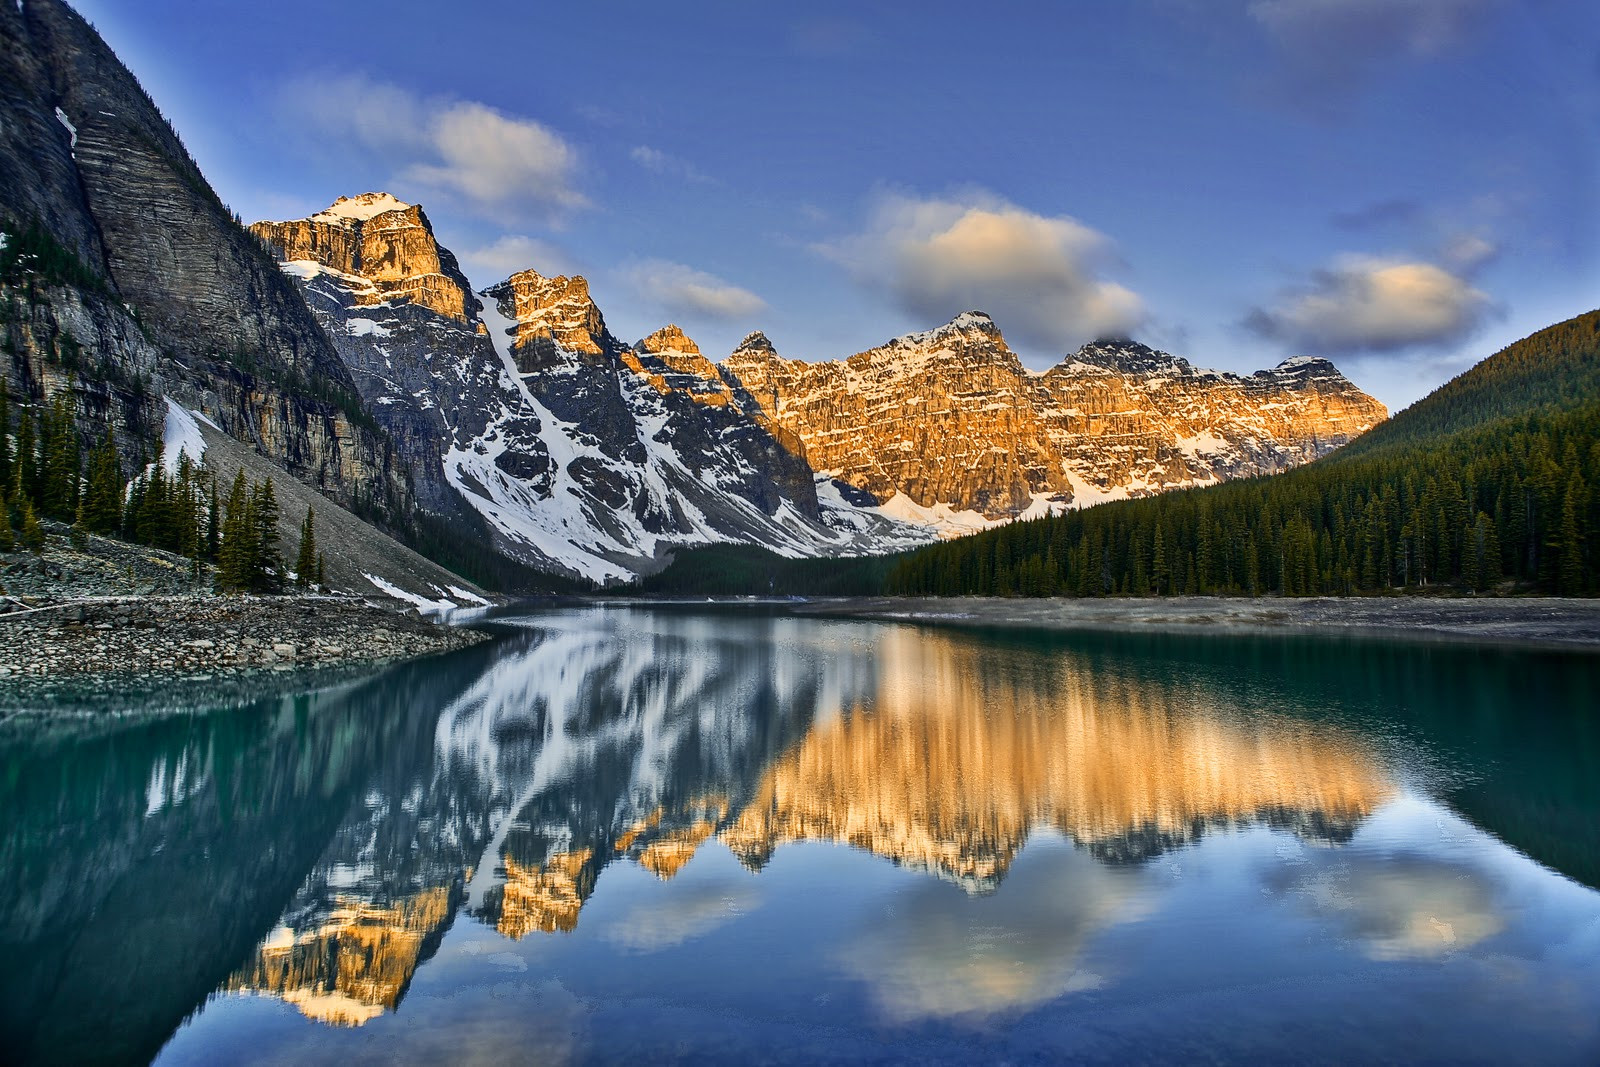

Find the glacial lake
[[3, 606, 1599, 1065]]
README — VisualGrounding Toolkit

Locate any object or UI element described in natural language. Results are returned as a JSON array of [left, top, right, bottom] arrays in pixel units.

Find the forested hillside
[[885, 312, 1600, 598]]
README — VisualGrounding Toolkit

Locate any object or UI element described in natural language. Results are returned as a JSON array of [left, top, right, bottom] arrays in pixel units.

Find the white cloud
[[822, 192, 1145, 353], [457, 235, 579, 286], [1270, 852, 1504, 961], [281, 75, 585, 217], [1246, 254, 1493, 354], [624, 259, 767, 320], [1439, 232, 1497, 272]]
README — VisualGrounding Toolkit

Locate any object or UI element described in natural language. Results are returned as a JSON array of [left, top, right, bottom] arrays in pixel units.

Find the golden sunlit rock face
[[481, 269, 609, 360], [224, 885, 457, 1027], [251, 193, 478, 323], [721, 320, 1387, 517]]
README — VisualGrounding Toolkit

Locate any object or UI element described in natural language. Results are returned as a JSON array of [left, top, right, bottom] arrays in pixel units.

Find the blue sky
[[72, 0, 1598, 410]]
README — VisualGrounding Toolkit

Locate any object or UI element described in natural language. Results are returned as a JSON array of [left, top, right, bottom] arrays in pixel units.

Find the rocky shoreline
[[777, 595, 1600, 650], [0, 594, 492, 682]]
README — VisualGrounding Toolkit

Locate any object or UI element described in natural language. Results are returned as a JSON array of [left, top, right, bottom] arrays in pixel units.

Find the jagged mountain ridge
[[252, 191, 1384, 580], [253, 199, 929, 581], [725, 312, 1389, 525]]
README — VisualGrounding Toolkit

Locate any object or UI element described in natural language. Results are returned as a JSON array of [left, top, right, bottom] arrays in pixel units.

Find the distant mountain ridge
[[724, 313, 1385, 526]]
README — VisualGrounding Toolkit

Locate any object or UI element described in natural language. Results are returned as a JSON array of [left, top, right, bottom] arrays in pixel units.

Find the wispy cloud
[[456, 235, 579, 286], [280, 74, 586, 219], [1331, 198, 1423, 232], [1246, 0, 1501, 109], [1245, 253, 1495, 354], [629, 145, 713, 184], [821, 191, 1144, 353], [624, 258, 767, 320]]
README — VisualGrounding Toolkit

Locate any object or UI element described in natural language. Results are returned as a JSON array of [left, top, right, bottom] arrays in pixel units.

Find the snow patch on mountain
[[315, 192, 412, 222], [161, 397, 206, 472]]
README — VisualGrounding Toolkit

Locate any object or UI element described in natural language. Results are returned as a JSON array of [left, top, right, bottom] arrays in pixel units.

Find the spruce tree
[[204, 481, 220, 561], [1558, 473, 1585, 595], [13, 405, 34, 505], [252, 477, 280, 591], [0, 380, 10, 494], [295, 506, 317, 589], [216, 470, 253, 592], [19, 499, 43, 553], [81, 429, 123, 535], [39, 393, 80, 521]]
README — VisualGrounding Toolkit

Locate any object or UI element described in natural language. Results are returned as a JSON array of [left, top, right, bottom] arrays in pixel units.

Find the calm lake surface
[[3, 606, 1599, 1065]]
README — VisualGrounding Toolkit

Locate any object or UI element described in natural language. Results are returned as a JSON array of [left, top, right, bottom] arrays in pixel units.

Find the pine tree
[[0, 500, 13, 552], [0, 380, 11, 495], [204, 482, 219, 560], [216, 470, 253, 592], [19, 499, 44, 553], [13, 405, 34, 505], [39, 393, 80, 521], [252, 477, 280, 591], [81, 429, 123, 535], [294, 505, 317, 589], [1558, 473, 1585, 595]]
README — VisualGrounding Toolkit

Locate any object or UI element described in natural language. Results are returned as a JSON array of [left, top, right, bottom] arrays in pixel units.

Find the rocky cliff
[[0, 0, 407, 516], [719, 312, 1386, 527]]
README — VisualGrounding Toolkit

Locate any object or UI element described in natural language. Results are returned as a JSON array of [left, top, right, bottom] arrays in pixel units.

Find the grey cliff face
[[0, 0, 407, 515]]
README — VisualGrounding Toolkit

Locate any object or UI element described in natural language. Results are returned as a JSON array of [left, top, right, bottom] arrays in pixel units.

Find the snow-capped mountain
[[252, 197, 931, 581]]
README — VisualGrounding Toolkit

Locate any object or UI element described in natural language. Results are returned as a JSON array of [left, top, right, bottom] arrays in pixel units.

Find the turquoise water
[[3, 606, 1598, 1064]]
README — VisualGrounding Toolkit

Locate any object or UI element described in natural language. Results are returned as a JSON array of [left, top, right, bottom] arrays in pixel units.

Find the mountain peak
[[251, 193, 476, 322], [1069, 339, 1193, 376], [1274, 355, 1337, 372], [636, 323, 701, 356], [312, 191, 413, 223], [946, 310, 998, 331], [481, 269, 608, 357], [890, 311, 1006, 352], [733, 331, 779, 357]]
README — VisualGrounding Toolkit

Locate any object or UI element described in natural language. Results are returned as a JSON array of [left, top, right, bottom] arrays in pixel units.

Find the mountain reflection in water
[[214, 610, 1393, 1021], [3, 606, 1598, 1065]]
